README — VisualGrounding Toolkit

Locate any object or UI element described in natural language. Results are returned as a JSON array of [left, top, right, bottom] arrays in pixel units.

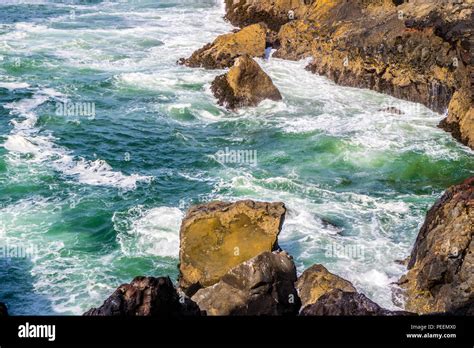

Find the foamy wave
[[3, 87, 152, 190], [114, 206, 183, 258]]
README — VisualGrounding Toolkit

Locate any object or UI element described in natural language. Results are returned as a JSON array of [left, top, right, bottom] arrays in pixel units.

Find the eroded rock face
[[179, 23, 267, 69], [84, 276, 200, 317], [191, 251, 300, 316], [0, 302, 8, 316], [224, 0, 313, 31], [178, 200, 286, 295], [301, 289, 413, 316], [399, 177, 474, 314], [296, 264, 356, 308], [211, 55, 282, 109]]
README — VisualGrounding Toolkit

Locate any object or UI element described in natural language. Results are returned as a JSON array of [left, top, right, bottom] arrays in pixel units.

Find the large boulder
[[179, 23, 267, 69], [0, 302, 8, 316], [191, 251, 301, 316], [211, 55, 282, 110], [399, 177, 474, 314], [296, 264, 356, 308], [440, 89, 474, 149], [84, 276, 200, 317], [178, 200, 286, 295], [301, 289, 414, 316]]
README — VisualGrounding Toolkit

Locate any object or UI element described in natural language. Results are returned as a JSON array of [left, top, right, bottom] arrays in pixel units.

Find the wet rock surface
[[191, 251, 300, 316], [296, 264, 356, 308], [0, 302, 8, 316], [211, 55, 282, 110], [399, 177, 474, 314], [84, 276, 200, 317], [301, 289, 414, 316]]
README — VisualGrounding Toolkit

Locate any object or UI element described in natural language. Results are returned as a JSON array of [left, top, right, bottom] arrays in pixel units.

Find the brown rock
[[191, 251, 301, 316], [211, 55, 282, 110], [300, 289, 414, 316], [180, 23, 267, 69], [178, 200, 286, 295], [84, 276, 200, 317], [224, 0, 314, 31], [296, 264, 356, 308], [0, 302, 8, 316], [399, 177, 474, 314], [224, 0, 473, 148]]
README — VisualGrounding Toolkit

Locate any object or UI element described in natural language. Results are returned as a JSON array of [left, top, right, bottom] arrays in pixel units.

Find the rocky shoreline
[[181, 0, 473, 149], [80, 177, 472, 316]]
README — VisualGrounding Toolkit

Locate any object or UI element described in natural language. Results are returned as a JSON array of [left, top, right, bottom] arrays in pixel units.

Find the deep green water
[[0, 0, 472, 315]]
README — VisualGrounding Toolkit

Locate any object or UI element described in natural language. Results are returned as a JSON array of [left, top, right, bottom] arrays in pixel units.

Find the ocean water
[[0, 0, 473, 315]]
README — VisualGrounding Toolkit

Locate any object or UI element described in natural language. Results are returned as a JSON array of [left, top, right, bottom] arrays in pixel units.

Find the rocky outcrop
[[179, 23, 267, 69], [296, 264, 356, 308], [211, 55, 282, 109], [0, 302, 8, 316], [178, 200, 286, 295], [399, 177, 474, 314], [301, 289, 413, 316], [225, 0, 474, 149], [224, 0, 313, 31], [84, 276, 200, 317], [191, 251, 300, 315]]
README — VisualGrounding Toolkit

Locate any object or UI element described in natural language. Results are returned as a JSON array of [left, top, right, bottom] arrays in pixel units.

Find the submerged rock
[[178, 200, 286, 295], [211, 55, 282, 110], [84, 276, 200, 317], [179, 23, 267, 69], [296, 264, 356, 309], [0, 302, 8, 316], [191, 251, 300, 316], [399, 177, 474, 314], [301, 289, 413, 316]]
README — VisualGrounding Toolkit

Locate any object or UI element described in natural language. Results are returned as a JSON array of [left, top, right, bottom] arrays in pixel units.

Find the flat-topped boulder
[[179, 23, 267, 69], [191, 251, 300, 315], [399, 177, 474, 314], [84, 276, 200, 317], [211, 55, 282, 110], [178, 200, 286, 295], [296, 264, 356, 309]]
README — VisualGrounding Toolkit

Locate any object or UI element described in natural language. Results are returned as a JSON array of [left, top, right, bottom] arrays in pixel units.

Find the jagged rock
[[273, 19, 316, 60], [300, 289, 414, 316], [178, 200, 286, 296], [84, 276, 200, 317], [191, 251, 301, 316], [440, 89, 474, 149], [296, 264, 356, 308], [211, 55, 282, 109], [379, 107, 404, 115], [0, 302, 8, 316], [179, 23, 267, 69], [399, 177, 474, 314]]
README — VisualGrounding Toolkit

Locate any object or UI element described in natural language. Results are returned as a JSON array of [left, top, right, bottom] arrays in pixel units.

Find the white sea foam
[[0, 81, 30, 90], [114, 206, 183, 258]]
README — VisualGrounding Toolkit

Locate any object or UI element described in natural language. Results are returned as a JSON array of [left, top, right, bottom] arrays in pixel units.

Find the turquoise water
[[0, 0, 472, 315]]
